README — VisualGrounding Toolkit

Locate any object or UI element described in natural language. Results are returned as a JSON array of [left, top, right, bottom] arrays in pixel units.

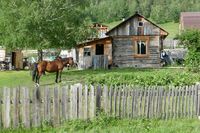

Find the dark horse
[[64, 57, 77, 70], [32, 56, 71, 85]]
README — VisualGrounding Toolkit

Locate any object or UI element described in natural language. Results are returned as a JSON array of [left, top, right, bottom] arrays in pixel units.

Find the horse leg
[[55, 71, 59, 83], [59, 70, 62, 82], [36, 71, 42, 85]]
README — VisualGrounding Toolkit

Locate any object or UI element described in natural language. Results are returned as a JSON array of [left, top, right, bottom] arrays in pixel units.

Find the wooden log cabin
[[77, 12, 168, 69]]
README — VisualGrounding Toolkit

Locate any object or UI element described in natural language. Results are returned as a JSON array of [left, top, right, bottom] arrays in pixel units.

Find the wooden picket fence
[[0, 84, 200, 128]]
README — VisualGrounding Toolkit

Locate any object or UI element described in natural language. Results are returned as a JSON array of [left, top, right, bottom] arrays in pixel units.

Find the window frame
[[83, 47, 91, 57], [133, 37, 149, 58]]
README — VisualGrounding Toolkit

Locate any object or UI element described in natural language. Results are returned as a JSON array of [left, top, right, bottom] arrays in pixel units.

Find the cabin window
[[137, 41, 146, 55], [84, 48, 91, 56], [96, 44, 104, 55], [138, 21, 144, 27], [137, 18, 144, 35]]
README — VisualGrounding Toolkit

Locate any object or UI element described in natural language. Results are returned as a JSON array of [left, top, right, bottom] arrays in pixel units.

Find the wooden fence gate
[[0, 84, 200, 128]]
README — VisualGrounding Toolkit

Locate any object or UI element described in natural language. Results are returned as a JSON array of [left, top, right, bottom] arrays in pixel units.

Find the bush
[[178, 30, 200, 72]]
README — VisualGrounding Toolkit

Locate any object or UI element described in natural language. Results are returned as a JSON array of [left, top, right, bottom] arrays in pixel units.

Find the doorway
[[96, 44, 104, 55]]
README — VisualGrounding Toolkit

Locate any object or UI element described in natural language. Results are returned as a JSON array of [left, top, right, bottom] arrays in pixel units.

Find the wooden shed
[[77, 12, 168, 69], [77, 37, 112, 69], [179, 12, 200, 33]]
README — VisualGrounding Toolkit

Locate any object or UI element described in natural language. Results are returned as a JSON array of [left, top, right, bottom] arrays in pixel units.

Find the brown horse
[[32, 56, 68, 85]]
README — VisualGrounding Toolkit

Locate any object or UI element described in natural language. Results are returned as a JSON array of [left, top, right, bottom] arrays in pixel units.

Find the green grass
[[1, 117, 200, 133], [158, 22, 179, 39], [0, 68, 200, 88]]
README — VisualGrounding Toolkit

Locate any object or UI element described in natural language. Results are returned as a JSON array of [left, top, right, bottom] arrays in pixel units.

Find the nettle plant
[[178, 30, 200, 72]]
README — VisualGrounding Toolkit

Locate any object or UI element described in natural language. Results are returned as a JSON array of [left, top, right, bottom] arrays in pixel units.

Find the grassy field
[[0, 68, 200, 88], [158, 22, 179, 39], [105, 21, 179, 39], [1, 117, 200, 133]]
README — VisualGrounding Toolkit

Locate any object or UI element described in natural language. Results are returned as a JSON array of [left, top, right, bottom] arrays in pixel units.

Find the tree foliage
[[178, 30, 200, 72], [85, 0, 200, 24], [0, 0, 93, 50]]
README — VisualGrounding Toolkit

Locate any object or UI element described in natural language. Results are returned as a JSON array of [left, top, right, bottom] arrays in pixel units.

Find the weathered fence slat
[[118, 88, 122, 117], [84, 85, 88, 120], [22, 88, 30, 128], [96, 85, 101, 116], [53, 87, 60, 126], [90, 85, 95, 118], [113, 86, 117, 117], [44, 87, 51, 123], [3, 88, 10, 128], [104, 85, 108, 114], [78, 85, 83, 119], [131, 89, 135, 118], [12, 88, 19, 128], [61, 86, 67, 122], [109, 86, 113, 115]]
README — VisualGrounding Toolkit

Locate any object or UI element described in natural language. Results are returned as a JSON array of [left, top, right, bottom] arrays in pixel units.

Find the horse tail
[[32, 62, 38, 82]]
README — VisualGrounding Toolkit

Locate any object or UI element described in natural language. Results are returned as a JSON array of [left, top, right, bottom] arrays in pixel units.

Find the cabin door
[[96, 44, 104, 55]]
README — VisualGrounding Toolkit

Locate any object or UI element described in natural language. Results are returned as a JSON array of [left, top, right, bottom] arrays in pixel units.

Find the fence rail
[[0, 84, 200, 128]]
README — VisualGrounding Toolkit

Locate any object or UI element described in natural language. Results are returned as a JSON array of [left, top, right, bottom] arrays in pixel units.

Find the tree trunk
[[38, 49, 43, 61]]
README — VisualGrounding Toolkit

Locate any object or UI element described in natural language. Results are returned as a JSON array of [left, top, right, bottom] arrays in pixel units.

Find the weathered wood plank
[[174, 87, 178, 119], [177, 87, 181, 118], [84, 85, 88, 120], [184, 86, 188, 117], [131, 89, 135, 118], [158, 87, 163, 118], [21, 88, 30, 128], [191, 85, 195, 118], [96, 85, 101, 116], [151, 87, 155, 118], [113, 86, 117, 117], [118, 88, 122, 117], [155, 88, 159, 118], [77, 85, 82, 119], [12, 88, 19, 128], [127, 88, 130, 118], [143, 88, 147, 118], [162, 89, 167, 119], [104, 85, 108, 114], [3, 88, 10, 128], [197, 84, 200, 117], [146, 88, 150, 118], [61, 86, 67, 122], [124, 88, 128, 118], [166, 88, 171, 120], [109, 86, 113, 115], [53, 87, 60, 126], [44, 87, 51, 123], [188, 86, 192, 118], [181, 87, 185, 118], [90, 85, 95, 118]]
